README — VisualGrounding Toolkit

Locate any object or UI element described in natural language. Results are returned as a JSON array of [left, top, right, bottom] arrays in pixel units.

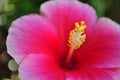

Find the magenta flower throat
[[6, 0, 120, 80]]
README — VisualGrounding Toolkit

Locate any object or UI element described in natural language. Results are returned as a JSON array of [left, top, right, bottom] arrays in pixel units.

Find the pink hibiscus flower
[[7, 0, 120, 80]]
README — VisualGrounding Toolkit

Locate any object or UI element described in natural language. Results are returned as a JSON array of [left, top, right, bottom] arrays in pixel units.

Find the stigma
[[68, 21, 87, 50]]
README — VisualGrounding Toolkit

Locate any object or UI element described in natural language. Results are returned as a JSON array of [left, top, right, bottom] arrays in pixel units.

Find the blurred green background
[[0, 0, 120, 80]]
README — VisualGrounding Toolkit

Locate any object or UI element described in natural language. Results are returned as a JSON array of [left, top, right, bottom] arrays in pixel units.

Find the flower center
[[65, 21, 87, 68]]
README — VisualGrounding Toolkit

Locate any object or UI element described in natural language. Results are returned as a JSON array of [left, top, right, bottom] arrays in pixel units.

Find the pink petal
[[103, 68, 120, 80], [6, 14, 61, 64], [74, 18, 120, 68], [77, 66, 120, 80], [19, 53, 65, 80], [66, 66, 120, 80], [19, 53, 120, 80], [40, 0, 97, 53]]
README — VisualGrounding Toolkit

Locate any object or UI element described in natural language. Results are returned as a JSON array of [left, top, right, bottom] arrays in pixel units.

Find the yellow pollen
[[68, 21, 87, 49]]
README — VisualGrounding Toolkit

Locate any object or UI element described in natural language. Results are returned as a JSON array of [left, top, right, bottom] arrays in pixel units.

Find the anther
[[68, 21, 87, 49]]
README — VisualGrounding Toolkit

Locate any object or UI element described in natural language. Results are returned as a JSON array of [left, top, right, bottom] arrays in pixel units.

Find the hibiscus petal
[[104, 68, 120, 80], [40, 0, 97, 53], [6, 14, 61, 64], [19, 53, 65, 80], [66, 66, 120, 80], [79, 67, 120, 80], [75, 18, 120, 68], [19, 53, 120, 80]]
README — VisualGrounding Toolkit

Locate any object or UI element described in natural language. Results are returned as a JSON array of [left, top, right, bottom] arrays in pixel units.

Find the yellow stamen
[[68, 21, 87, 49], [65, 21, 87, 68]]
